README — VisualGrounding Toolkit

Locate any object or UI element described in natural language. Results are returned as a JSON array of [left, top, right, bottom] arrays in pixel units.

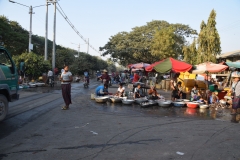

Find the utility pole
[[52, 0, 57, 73], [29, 6, 33, 53], [9, 0, 48, 53], [78, 43, 80, 57], [87, 38, 89, 54], [44, 0, 49, 60]]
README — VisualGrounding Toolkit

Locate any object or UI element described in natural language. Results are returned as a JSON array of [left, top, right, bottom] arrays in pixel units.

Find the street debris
[[176, 151, 184, 155], [90, 131, 98, 135]]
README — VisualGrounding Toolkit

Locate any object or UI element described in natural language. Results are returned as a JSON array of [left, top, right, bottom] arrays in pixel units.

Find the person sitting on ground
[[134, 84, 144, 99], [95, 84, 109, 96], [148, 85, 160, 100], [191, 84, 198, 101], [175, 81, 183, 99], [210, 91, 219, 104], [196, 92, 206, 104], [116, 83, 125, 97]]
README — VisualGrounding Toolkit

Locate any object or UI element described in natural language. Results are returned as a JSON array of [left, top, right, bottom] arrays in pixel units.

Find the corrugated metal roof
[[217, 50, 240, 58]]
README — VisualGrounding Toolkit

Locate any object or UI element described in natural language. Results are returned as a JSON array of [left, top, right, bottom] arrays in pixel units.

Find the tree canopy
[[100, 20, 197, 66]]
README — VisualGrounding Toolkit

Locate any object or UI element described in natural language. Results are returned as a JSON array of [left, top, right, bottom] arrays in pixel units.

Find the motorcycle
[[83, 77, 89, 88], [48, 76, 54, 87]]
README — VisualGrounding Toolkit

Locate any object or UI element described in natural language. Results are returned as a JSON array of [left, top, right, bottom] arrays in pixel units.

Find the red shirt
[[133, 74, 140, 83], [100, 74, 110, 83]]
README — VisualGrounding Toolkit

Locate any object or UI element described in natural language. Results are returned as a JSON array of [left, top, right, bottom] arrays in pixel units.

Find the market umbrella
[[192, 62, 228, 74], [226, 61, 240, 68], [145, 57, 192, 73], [131, 62, 150, 69]]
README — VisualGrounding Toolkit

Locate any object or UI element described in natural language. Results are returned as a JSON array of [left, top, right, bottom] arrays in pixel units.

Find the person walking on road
[[60, 65, 73, 110], [230, 71, 240, 115]]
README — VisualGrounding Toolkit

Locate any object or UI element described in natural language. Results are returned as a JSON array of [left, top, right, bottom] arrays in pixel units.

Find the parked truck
[[0, 45, 19, 121]]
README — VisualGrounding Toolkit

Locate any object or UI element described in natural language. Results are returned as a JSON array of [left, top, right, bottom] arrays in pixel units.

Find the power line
[[56, 2, 100, 55]]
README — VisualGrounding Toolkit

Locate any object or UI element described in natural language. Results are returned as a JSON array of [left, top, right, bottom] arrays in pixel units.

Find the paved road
[[0, 80, 239, 160]]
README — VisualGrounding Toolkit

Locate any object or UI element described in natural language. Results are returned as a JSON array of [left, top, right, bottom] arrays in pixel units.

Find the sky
[[0, 0, 239, 59]]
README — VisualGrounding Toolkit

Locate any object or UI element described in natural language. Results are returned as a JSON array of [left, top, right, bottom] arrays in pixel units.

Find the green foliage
[[12, 52, 51, 79], [0, 16, 28, 55], [151, 27, 177, 58], [197, 9, 221, 63], [100, 20, 197, 65], [70, 52, 108, 75], [183, 39, 197, 65]]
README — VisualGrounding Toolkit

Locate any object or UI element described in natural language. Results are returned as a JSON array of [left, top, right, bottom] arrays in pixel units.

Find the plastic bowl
[[95, 97, 108, 103], [199, 104, 209, 109], [220, 100, 226, 105], [122, 99, 135, 105], [158, 101, 172, 107], [187, 102, 199, 108], [110, 97, 122, 103], [135, 98, 148, 104], [173, 102, 185, 107]]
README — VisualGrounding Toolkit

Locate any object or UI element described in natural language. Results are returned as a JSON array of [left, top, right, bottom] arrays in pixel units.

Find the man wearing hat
[[230, 71, 240, 115], [99, 69, 111, 88]]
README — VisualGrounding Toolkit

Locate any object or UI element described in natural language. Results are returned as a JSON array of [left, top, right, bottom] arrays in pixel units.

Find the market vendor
[[134, 84, 144, 99], [229, 71, 240, 115], [95, 84, 109, 96], [191, 84, 198, 101], [115, 83, 125, 97], [148, 85, 159, 100]]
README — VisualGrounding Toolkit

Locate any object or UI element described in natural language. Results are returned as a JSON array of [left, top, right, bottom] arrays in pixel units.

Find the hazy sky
[[0, 0, 239, 58]]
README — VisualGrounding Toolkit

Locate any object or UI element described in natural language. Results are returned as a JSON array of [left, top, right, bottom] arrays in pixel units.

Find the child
[[191, 85, 198, 101]]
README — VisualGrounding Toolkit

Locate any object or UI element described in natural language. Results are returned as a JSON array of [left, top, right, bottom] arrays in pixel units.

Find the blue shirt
[[84, 71, 89, 77], [95, 86, 104, 95]]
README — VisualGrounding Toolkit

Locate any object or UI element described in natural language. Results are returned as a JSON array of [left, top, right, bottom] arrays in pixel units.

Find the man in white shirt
[[47, 69, 53, 84]]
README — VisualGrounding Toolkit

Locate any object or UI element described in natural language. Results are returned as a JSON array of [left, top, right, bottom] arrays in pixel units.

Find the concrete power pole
[[78, 43, 80, 57], [52, 0, 56, 73], [29, 6, 33, 53], [44, 0, 48, 60], [87, 38, 89, 54]]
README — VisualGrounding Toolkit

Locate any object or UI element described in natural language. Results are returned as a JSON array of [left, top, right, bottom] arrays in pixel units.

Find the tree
[[12, 52, 51, 79], [151, 27, 177, 58], [100, 20, 197, 65], [205, 9, 221, 62], [183, 39, 197, 65], [197, 9, 221, 63]]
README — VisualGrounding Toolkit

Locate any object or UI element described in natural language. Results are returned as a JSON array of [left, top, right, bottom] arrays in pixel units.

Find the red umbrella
[[145, 58, 192, 73]]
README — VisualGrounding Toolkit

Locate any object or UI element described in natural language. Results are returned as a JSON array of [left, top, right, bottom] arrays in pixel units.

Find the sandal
[[61, 106, 68, 110]]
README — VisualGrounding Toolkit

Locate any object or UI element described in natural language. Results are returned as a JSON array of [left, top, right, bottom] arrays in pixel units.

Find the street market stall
[[192, 62, 229, 74], [145, 57, 192, 73]]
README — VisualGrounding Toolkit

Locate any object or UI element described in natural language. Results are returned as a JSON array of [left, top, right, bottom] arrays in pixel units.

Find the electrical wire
[[56, 2, 100, 55]]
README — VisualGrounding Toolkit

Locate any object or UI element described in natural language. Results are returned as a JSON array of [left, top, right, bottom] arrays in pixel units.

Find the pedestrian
[[60, 65, 73, 110], [230, 71, 240, 115], [99, 69, 111, 88]]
